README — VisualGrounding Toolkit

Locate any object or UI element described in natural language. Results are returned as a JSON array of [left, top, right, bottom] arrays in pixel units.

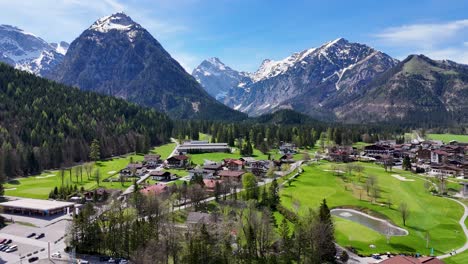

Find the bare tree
[[188, 184, 205, 209], [84, 162, 93, 180], [366, 175, 377, 195], [435, 174, 447, 195], [399, 202, 410, 226]]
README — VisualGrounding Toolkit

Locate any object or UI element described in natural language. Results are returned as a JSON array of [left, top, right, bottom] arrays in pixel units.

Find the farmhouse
[[431, 150, 449, 164], [203, 179, 223, 191], [223, 158, 244, 171], [0, 198, 75, 216], [380, 255, 444, 264], [166, 155, 189, 168], [279, 143, 297, 154], [177, 140, 230, 154], [429, 164, 463, 177], [364, 144, 393, 157]]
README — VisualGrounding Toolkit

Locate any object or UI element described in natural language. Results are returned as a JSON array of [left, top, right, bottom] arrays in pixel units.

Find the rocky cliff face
[[0, 24, 68, 76], [194, 38, 398, 119], [51, 13, 245, 120]]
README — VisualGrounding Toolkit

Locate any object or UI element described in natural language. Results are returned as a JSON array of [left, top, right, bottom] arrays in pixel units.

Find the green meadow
[[4, 143, 176, 199], [280, 161, 465, 256]]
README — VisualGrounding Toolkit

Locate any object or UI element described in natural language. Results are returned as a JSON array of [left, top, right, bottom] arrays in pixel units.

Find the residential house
[[240, 157, 257, 167], [218, 170, 245, 182], [150, 171, 176, 181], [416, 148, 431, 163], [279, 154, 295, 163], [189, 169, 214, 180], [364, 144, 393, 157], [250, 160, 271, 176], [143, 154, 162, 168], [431, 150, 448, 164], [120, 163, 144, 177], [166, 155, 189, 168], [279, 143, 297, 154], [202, 163, 224, 173], [223, 159, 244, 171]]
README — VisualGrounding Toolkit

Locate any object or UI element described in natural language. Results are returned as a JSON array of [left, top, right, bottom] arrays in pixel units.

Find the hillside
[[335, 55, 468, 124], [50, 13, 245, 121], [0, 62, 172, 177]]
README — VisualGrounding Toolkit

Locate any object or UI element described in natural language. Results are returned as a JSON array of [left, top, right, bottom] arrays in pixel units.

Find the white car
[[78, 260, 89, 264], [5, 245, 17, 252], [51, 252, 61, 258]]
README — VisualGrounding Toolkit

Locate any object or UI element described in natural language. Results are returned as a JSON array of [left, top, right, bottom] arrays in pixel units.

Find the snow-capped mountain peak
[[89, 12, 141, 33], [0, 24, 67, 76]]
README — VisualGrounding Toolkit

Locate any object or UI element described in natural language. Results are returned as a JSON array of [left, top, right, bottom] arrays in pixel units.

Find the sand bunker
[[391, 174, 414, 182], [36, 174, 56, 179], [5, 188, 16, 191], [108, 171, 117, 174]]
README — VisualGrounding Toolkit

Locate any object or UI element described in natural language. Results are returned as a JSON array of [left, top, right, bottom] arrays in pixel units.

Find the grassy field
[[426, 134, 468, 143], [280, 161, 465, 256], [4, 143, 177, 199]]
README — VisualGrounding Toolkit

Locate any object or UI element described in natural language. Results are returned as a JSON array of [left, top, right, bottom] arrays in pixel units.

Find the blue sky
[[1, 0, 467, 72]]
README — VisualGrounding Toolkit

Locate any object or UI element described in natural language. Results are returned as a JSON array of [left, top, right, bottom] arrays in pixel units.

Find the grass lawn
[[426, 134, 468, 143], [352, 142, 370, 150], [5, 143, 177, 199], [188, 147, 277, 165], [280, 161, 465, 256]]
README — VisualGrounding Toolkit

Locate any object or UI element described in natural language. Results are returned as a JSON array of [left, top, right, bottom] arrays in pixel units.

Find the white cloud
[[375, 19, 468, 64], [375, 19, 468, 48]]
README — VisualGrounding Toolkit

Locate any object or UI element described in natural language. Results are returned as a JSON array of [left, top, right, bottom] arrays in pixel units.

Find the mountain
[[51, 12, 245, 120], [0, 24, 68, 76], [335, 55, 468, 124], [192, 57, 251, 101], [194, 38, 398, 119], [0, 62, 172, 177]]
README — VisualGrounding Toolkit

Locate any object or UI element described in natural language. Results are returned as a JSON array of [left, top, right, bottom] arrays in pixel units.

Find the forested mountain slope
[[0, 62, 172, 177]]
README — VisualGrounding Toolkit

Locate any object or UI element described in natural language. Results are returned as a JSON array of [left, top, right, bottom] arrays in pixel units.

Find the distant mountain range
[[0, 24, 68, 76], [1, 15, 467, 124], [193, 38, 468, 123]]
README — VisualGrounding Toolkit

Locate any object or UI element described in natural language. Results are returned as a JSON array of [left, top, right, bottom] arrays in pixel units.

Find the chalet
[[140, 183, 168, 196], [240, 157, 257, 167], [416, 148, 431, 162], [143, 154, 162, 168], [189, 169, 214, 180], [223, 159, 244, 171], [166, 155, 189, 168], [429, 164, 463, 177], [279, 143, 297, 154], [202, 163, 224, 173], [120, 163, 145, 177], [135, 168, 148, 177], [203, 179, 223, 191], [250, 160, 271, 176], [364, 144, 393, 157], [177, 141, 230, 154], [150, 171, 176, 181], [431, 150, 448, 164], [218, 170, 245, 181]]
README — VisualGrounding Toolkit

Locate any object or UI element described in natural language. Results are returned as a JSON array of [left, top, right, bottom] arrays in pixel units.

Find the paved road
[[438, 198, 468, 259], [168, 138, 180, 158]]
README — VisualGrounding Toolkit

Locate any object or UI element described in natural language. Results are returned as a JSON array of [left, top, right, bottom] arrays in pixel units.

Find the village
[[0, 135, 467, 264]]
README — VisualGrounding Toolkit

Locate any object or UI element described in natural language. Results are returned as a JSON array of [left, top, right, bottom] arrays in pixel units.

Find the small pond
[[331, 209, 408, 236]]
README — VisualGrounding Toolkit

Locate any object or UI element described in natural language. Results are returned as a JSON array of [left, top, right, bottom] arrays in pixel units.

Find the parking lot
[[0, 214, 70, 263]]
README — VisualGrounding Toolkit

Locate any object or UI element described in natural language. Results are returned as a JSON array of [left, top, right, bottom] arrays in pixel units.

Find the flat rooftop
[[0, 198, 75, 211]]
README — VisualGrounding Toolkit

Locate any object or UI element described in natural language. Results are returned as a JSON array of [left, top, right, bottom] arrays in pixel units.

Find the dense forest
[[0, 63, 172, 178]]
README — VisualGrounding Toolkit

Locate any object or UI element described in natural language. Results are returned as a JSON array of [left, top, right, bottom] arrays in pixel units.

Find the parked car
[[0, 245, 8, 251], [6, 245, 18, 252], [27, 233, 36, 238], [78, 260, 89, 264], [5, 239, 12, 244], [372, 254, 381, 260], [108, 258, 116, 263], [35, 233, 45, 239], [100, 256, 110, 261], [51, 252, 61, 258], [0, 238, 6, 244], [28, 256, 38, 262]]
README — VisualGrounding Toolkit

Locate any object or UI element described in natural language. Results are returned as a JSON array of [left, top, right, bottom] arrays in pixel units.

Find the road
[[168, 138, 180, 158]]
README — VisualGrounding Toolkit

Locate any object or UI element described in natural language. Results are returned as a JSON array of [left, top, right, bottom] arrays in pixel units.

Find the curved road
[[438, 198, 468, 259]]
